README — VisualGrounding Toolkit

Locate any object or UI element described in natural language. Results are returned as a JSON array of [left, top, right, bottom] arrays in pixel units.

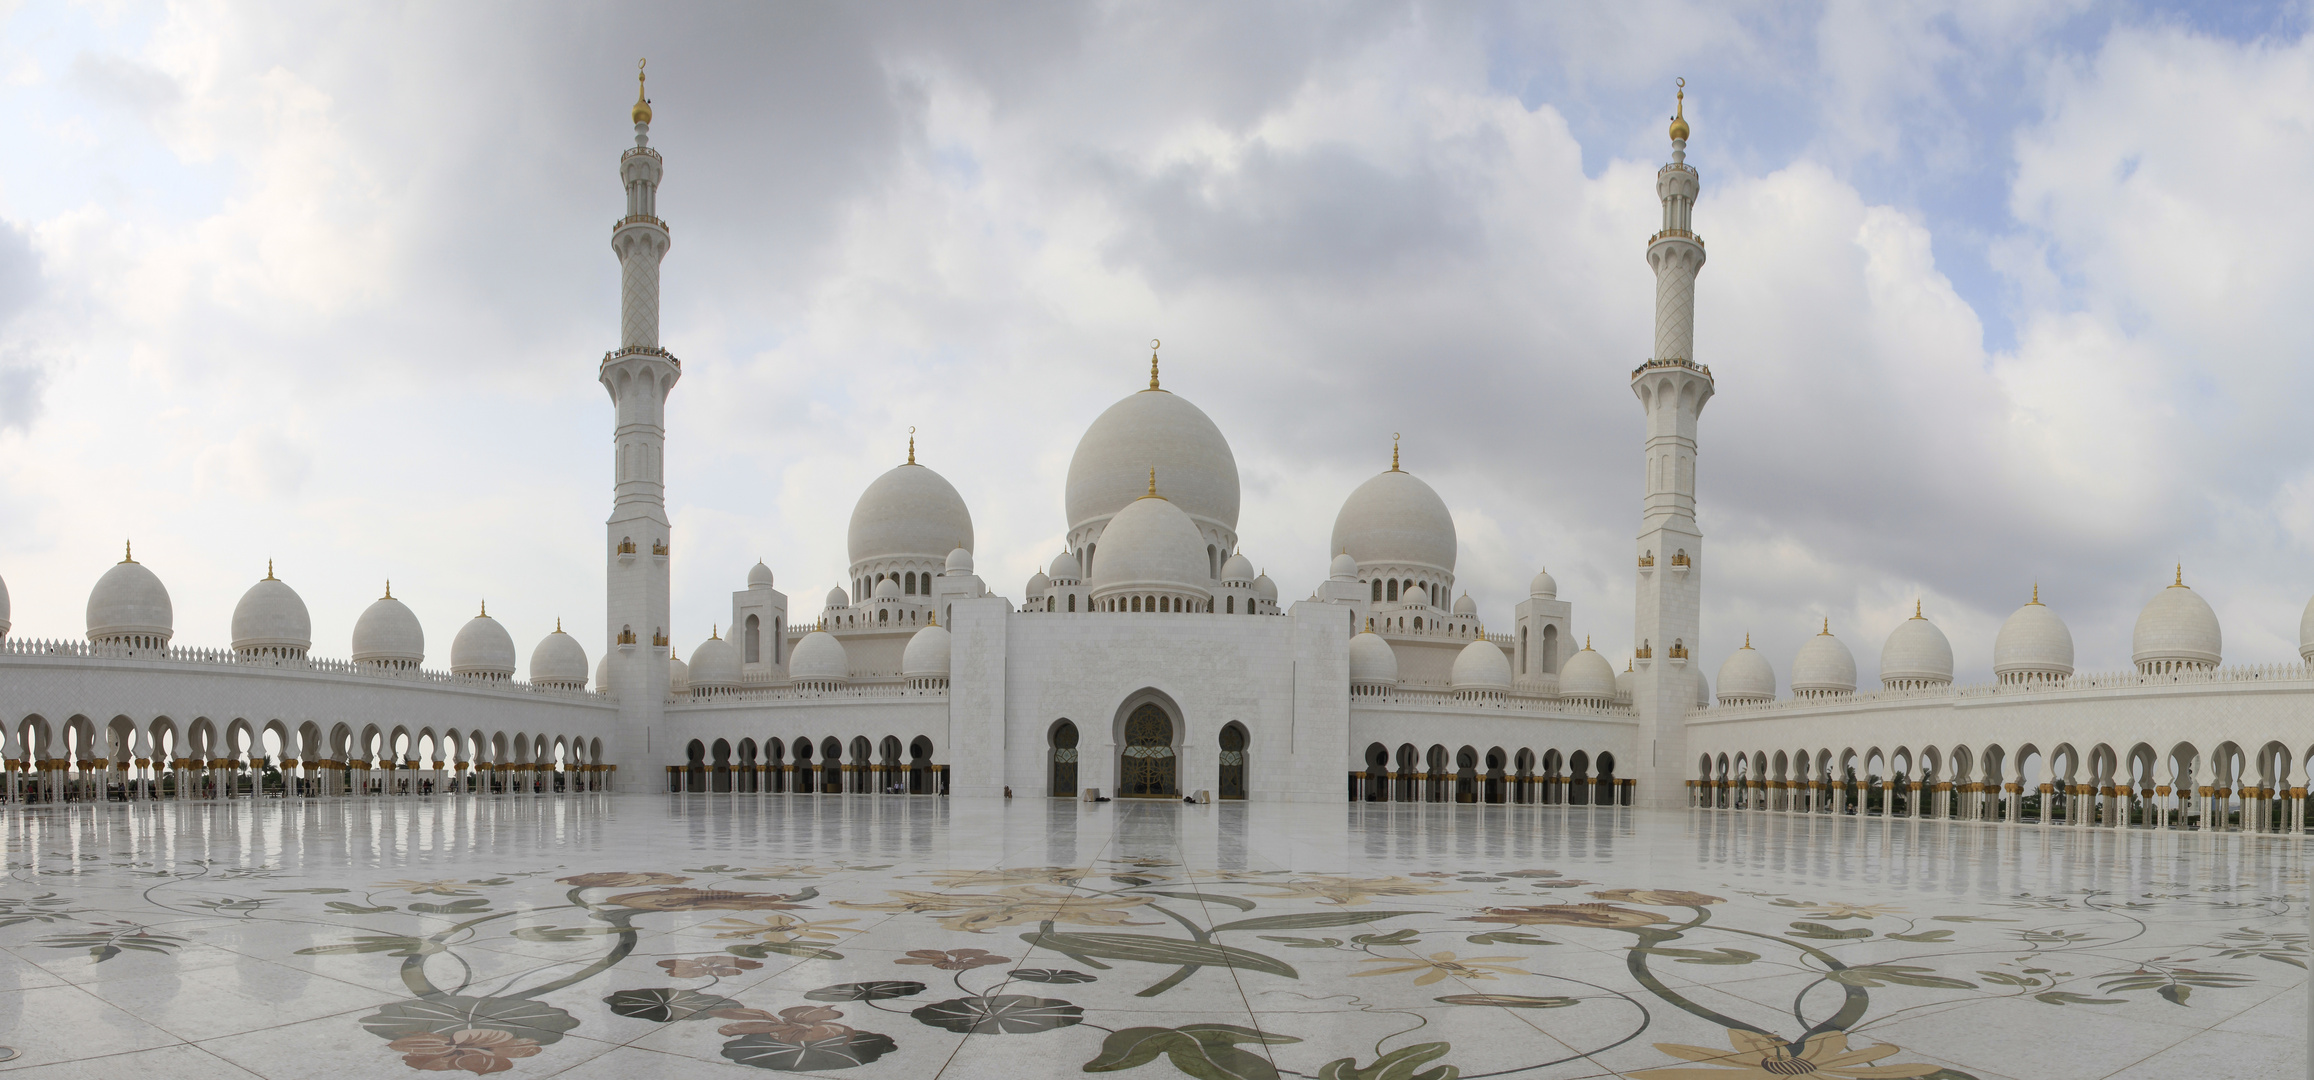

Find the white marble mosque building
[[5, 78, 2313, 832]]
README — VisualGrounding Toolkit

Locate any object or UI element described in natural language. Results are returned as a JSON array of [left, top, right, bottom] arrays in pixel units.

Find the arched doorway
[[1217, 723, 1248, 800], [1119, 703, 1178, 798], [1050, 721, 1079, 797]]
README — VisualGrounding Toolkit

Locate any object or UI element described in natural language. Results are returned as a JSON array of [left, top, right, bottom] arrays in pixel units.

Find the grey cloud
[[68, 52, 183, 116]]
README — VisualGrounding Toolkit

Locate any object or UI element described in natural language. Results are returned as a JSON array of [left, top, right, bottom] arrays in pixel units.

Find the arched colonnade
[[672, 733, 947, 796], [1352, 742, 1626, 805]]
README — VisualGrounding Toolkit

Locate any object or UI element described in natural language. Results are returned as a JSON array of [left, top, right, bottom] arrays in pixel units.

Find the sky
[[3, 0, 2313, 693]]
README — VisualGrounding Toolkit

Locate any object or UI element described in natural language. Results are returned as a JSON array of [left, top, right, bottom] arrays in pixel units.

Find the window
[[1387, 580, 1399, 602], [1227, 596, 1235, 614], [745, 615, 761, 664], [1068, 595, 1076, 612]]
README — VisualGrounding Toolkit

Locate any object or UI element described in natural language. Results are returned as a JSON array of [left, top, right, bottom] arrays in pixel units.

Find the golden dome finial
[[1668, 77, 1689, 143], [632, 58, 652, 125], [1742, 631, 1751, 649], [1913, 599, 1922, 619], [2174, 563, 2185, 588], [907, 426, 916, 465], [2030, 582, 2040, 606], [555, 617, 563, 633], [266, 559, 275, 580], [479, 599, 487, 618], [1146, 468, 1159, 498], [1820, 617, 1831, 636], [1148, 338, 1162, 390], [1585, 635, 1592, 651], [1391, 432, 1401, 472], [712, 623, 720, 639], [384, 579, 392, 600], [123, 539, 134, 564], [927, 608, 938, 627]]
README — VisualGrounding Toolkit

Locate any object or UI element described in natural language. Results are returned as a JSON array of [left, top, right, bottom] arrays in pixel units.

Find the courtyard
[[0, 795, 2299, 1078]]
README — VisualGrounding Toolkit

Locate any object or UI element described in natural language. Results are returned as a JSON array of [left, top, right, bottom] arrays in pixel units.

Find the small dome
[[1716, 640, 1776, 702], [825, 585, 850, 610], [873, 576, 902, 600], [1691, 667, 1712, 708], [1348, 629, 1398, 683], [2300, 594, 2314, 662], [747, 561, 775, 588], [1450, 639, 1512, 690], [530, 627, 588, 687], [1067, 384, 1241, 536], [1049, 551, 1081, 581], [846, 462, 974, 568], [1994, 592, 2074, 681], [790, 630, 849, 682], [231, 571, 311, 652], [450, 609, 518, 678], [945, 547, 973, 574], [1559, 645, 1617, 703], [1026, 570, 1052, 596], [593, 654, 613, 694], [902, 622, 951, 678], [1331, 467, 1457, 574], [1791, 624, 1857, 696], [1880, 606, 1954, 687], [0, 571, 10, 636], [86, 553, 173, 642], [352, 591, 424, 665], [1227, 552, 1260, 582], [2132, 571, 2221, 671], [1327, 552, 1358, 580], [1614, 662, 1635, 705], [689, 633, 740, 688], [668, 654, 690, 695], [1529, 569, 1557, 599], [1089, 493, 1211, 594], [1452, 591, 1477, 616], [1252, 572, 1277, 602]]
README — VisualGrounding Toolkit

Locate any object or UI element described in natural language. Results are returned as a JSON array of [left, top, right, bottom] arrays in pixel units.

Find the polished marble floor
[[0, 795, 2303, 1078]]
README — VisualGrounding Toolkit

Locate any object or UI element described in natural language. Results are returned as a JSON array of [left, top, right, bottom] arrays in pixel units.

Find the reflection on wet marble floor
[[0, 796, 2302, 1079]]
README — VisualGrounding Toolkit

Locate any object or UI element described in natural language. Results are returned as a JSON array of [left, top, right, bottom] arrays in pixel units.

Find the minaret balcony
[[613, 214, 668, 232], [1649, 228, 1702, 245], [601, 344, 681, 371], [1629, 357, 1712, 380]]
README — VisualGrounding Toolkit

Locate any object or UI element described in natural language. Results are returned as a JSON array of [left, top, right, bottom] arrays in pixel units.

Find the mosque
[[3, 75, 2311, 833]]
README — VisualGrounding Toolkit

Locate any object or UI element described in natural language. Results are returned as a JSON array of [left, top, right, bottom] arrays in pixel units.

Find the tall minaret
[[602, 60, 679, 782], [1629, 82, 1713, 810]]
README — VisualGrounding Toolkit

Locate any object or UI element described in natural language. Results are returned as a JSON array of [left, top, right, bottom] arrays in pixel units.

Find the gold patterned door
[[1119, 704, 1177, 797]]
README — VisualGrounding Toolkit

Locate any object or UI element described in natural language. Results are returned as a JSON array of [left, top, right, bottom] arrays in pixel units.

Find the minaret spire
[[1628, 80, 1714, 811]]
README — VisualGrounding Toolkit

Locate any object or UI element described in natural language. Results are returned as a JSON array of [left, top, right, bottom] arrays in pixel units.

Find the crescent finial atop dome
[[1668, 78, 1689, 143], [632, 58, 652, 125]]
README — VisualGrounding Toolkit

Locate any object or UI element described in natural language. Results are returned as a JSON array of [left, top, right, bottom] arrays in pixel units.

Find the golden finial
[[1913, 599, 1922, 619], [907, 426, 916, 465], [555, 617, 563, 633], [632, 59, 652, 125], [2173, 563, 2185, 588], [266, 559, 275, 580], [927, 609, 938, 627], [2030, 582, 2040, 606], [1668, 77, 1689, 142], [122, 539, 134, 564], [1742, 632, 1751, 649], [479, 600, 487, 618], [1148, 339, 1162, 390], [1584, 635, 1592, 651], [1146, 468, 1159, 498], [711, 623, 720, 639], [1391, 432, 1401, 472], [384, 579, 392, 600], [1820, 617, 1831, 636]]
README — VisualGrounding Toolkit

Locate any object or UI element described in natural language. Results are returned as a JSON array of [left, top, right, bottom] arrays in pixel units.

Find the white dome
[[231, 572, 311, 652], [668, 654, 690, 695], [1026, 570, 1052, 596], [530, 627, 589, 687], [873, 576, 902, 600], [0, 571, 10, 636], [1228, 552, 1260, 582], [790, 630, 849, 682], [689, 633, 740, 688], [2132, 574, 2221, 671], [1327, 552, 1357, 580], [1330, 467, 1456, 574], [1348, 630, 1398, 683], [825, 585, 850, 610], [846, 462, 974, 568], [1529, 569, 1557, 599], [86, 555, 172, 642], [1452, 591, 1477, 616], [902, 623, 951, 678], [747, 561, 775, 588], [1791, 625, 1857, 695], [1450, 639, 1512, 690], [1049, 551, 1081, 581], [352, 592, 424, 665], [946, 547, 973, 574], [1993, 595, 2074, 681], [2301, 594, 2314, 662], [1716, 642, 1776, 702], [1880, 608, 1954, 687], [450, 609, 518, 678], [1614, 662, 1635, 704], [1088, 493, 1212, 594], [594, 654, 614, 694], [1066, 385, 1240, 536], [1559, 646, 1617, 703], [1252, 572, 1277, 602], [1691, 667, 1712, 708]]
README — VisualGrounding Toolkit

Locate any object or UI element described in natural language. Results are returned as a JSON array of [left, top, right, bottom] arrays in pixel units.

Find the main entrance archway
[[1120, 703, 1178, 797]]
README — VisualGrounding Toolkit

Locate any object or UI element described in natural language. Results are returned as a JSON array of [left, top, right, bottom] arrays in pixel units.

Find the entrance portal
[[1119, 703, 1178, 797]]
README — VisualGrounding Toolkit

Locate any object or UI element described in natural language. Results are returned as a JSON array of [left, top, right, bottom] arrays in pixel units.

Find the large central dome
[[847, 462, 974, 568], [1066, 386, 1239, 537]]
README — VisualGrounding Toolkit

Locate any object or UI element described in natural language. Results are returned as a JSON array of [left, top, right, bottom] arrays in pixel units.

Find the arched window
[[745, 615, 761, 664], [1413, 617, 1423, 631], [1067, 594, 1076, 612], [904, 572, 916, 594], [1387, 580, 1399, 602], [878, 609, 889, 624], [1049, 720, 1079, 798], [1541, 625, 1558, 673], [1518, 626, 1527, 674], [1226, 596, 1235, 614], [1371, 579, 1382, 601], [1218, 723, 1248, 800], [1130, 596, 1141, 612]]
